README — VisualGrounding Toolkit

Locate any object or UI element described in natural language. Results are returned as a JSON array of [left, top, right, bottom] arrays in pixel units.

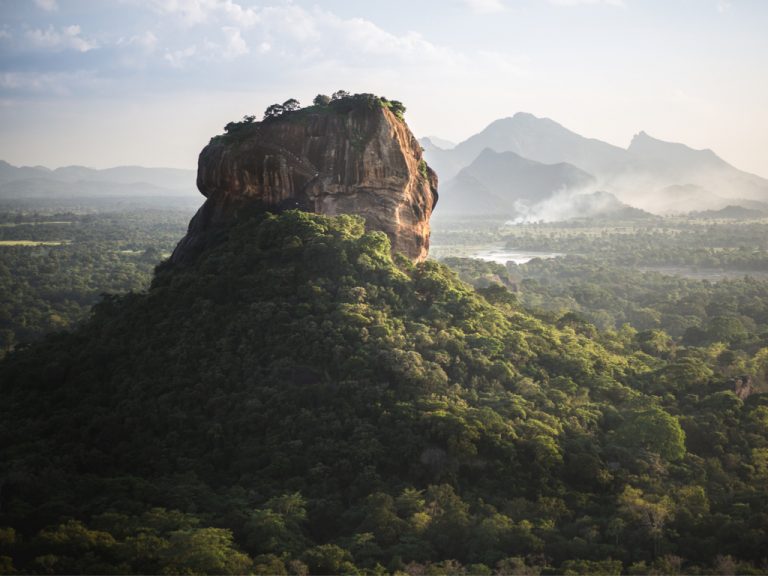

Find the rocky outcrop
[[172, 96, 438, 263]]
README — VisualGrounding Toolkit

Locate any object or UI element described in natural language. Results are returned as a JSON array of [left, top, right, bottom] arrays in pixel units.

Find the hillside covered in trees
[[1, 210, 767, 574]]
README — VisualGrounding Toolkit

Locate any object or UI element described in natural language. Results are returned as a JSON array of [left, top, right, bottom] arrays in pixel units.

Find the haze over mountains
[[438, 148, 598, 218], [422, 113, 768, 220], [4, 112, 766, 222], [0, 160, 198, 204]]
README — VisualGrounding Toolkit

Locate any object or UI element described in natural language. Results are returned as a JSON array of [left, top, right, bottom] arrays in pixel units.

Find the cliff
[[171, 94, 438, 263]]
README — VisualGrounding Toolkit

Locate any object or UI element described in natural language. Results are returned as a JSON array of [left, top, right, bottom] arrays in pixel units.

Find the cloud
[[3, 0, 527, 107], [116, 31, 159, 68], [119, 30, 158, 52], [164, 45, 197, 67], [253, 6, 473, 70], [549, 0, 624, 6], [209, 26, 249, 59], [142, 0, 260, 26], [129, 1, 521, 75], [25, 25, 97, 52], [463, 0, 506, 14], [33, 0, 58, 11], [164, 26, 248, 66], [323, 16, 445, 61], [152, 4, 465, 69]]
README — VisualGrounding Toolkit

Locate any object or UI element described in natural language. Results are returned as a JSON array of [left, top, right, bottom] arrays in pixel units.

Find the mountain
[[0, 177, 189, 199], [0, 160, 53, 181], [420, 136, 456, 150], [421, 114, 768, 215], [51, 165, 196, 191], [688, 204, 768, 220], [612, 132, 768, 212], [0, 160, 198, 206], [175, 93, 437, 263], [437, 172, 511, 216], [423, 113, 627, 181], [435, 148, 595, 217], [0, 160, 196, 191], [626, 131, 730, 176]]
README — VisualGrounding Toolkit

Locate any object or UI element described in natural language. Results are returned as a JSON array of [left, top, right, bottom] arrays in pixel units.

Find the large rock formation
[[172, 95, 438, 263]]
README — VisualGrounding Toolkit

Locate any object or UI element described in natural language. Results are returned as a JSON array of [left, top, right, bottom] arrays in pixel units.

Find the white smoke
[[507, 185, 620, 223]]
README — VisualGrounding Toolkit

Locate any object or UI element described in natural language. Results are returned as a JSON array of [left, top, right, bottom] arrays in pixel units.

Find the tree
[[313, 94, 331, 106], [302, 544, 356, 575], [331, 90, 350, 100], [637, 329, 673, 357], [615, 407, 686, 461], [619, 485, 674, 558], [660, 356, 713, 393], [282, 98, 301, 112], [707, 315, 748, 344], [263, 103, 285, 120], [160, 528, 253, 574], [388, 100, 406, 119]]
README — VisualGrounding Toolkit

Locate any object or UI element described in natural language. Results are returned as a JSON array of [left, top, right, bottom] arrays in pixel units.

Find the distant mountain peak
[[629, 130, 669, 147], [500, 112, 560, 128], [628, 131, 721, 163], [630, 130, 712, 153], [421, 135, 456, 150]]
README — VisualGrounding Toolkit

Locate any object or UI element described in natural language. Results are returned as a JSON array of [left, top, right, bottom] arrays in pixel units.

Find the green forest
[[0, 209, 192, 354], [2, 209, 768, 574]]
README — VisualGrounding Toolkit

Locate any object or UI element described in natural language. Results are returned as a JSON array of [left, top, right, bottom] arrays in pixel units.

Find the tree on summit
[[387, 99, 406, 119], [313, 94, 331, 106], [263, 99, 300, 120], [282, 98, 301, 112], [263, 103, 285, 120]]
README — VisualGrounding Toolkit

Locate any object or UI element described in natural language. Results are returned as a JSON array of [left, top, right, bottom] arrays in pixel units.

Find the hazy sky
[[1, 0, 766, 177]]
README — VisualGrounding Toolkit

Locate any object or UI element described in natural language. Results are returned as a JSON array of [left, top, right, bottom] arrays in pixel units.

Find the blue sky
[[0, 0, 766, 176]]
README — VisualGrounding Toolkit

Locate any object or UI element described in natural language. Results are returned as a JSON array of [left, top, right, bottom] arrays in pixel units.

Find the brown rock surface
[[172, 97, 438, 263]]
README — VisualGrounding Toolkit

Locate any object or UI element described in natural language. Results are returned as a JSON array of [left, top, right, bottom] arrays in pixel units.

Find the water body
[[471, 247, 563, 265]]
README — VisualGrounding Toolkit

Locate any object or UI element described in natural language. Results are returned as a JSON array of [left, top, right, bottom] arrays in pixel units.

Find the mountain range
[[422, 113, 768, 219], [4, 112, 767, 221], [0, 160, 198, 200]]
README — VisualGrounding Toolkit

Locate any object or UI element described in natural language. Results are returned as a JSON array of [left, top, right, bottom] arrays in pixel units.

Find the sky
[[0, 0, 766, 177]]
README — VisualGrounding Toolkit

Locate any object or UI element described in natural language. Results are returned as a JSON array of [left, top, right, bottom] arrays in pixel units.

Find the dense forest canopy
[[0, 209, 192, 354], [1, 209, 767, 574]]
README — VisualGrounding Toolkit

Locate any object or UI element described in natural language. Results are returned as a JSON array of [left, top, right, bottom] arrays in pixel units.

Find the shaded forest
[[1, 211, 767, 574]]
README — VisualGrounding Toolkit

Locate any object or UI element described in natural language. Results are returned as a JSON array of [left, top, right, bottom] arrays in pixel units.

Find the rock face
[[172, 97, 438, 263]]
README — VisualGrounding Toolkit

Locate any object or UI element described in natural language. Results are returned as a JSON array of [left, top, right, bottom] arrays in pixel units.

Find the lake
[[471, 247, 563, 265]]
